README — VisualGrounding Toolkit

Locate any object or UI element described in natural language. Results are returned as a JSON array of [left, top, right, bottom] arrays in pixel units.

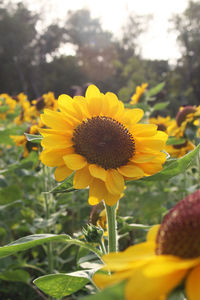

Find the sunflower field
[[1, 79, 200, 300]]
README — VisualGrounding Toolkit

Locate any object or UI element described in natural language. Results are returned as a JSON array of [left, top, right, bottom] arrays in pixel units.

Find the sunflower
[[130, 83, 148, 105], [94, 189, 200, 300], [168, 106, 200, 138], [39, 85, 167, 206], [165, 140, 195, 158], [149, 116, 172, 134], [0, 93, 16, 119]]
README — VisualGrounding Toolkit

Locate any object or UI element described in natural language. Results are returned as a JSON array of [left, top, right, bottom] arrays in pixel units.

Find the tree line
[[1, 1, 200, 115]]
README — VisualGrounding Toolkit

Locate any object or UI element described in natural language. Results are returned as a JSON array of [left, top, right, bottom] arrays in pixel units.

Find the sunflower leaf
[[130, 143, 200, 183], [0, 234, 102, 259], [24, 133, 43, 143], [34, 272, 90, 299], [166, 137, 186, 146], [50, 173, 76, 194], [152, 101, 169, 111], [146, 82, 165, 98]]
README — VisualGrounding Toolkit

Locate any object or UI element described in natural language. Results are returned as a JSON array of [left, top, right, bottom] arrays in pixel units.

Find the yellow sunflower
[[94, 189, 200, 300], [168, 106, 200, 138], [149, 116, 172, 134], [130, 83, 148, 105], [39, 85, 167, 206], [165, 140, 195, 158]]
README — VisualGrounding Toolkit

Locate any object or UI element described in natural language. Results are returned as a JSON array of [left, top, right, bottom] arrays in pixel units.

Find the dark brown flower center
[[176, 106, 196, 127], [157, 123, 167, 132], [156, 190, 200, 258], [72, 116, 135, 170]]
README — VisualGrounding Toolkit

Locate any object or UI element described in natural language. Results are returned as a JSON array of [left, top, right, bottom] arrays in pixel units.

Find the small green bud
[[82, 223, 104, 243]]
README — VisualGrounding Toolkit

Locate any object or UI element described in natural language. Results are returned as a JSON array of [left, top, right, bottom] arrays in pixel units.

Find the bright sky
[[24, 0, 190, 62]]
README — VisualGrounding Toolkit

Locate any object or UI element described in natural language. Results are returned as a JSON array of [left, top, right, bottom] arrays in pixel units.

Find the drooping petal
[[118, 163, 144, 178], [54, 165, 73, 181], [135, 162, 164, 175], [73, 165, 92, 189], [103, 193, 121, 206], [89, 164, 107, 181], [88, 178, 107, 205], [105, 169, 125, 195], [130, 153, 156, 163], [63, 154, 87, 170], [186, 264, 200, 300]]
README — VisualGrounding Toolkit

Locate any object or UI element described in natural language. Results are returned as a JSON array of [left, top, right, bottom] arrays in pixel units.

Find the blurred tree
[[170, 0, 200, 107], [0, 2, 66, 97], [65, 9, 117, 83]]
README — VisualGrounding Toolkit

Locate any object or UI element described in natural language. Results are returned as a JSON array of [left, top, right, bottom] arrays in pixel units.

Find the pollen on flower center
[[156, 190, 200, 258], [72, 116, 135, 170]]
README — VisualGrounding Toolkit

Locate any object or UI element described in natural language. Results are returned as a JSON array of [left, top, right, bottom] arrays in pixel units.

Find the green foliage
[[24, 133, 42, 144], [84, 282, 125, 300], [146, 82, 165, 98], [139, 143, 200, 182], [34, 271, 90, 298]]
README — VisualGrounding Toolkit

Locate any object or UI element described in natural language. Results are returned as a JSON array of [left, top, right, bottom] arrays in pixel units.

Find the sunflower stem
[[105, 203, 118, 253]]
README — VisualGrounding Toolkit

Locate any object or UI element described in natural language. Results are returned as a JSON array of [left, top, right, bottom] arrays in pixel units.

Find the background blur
[[1, 0, 200, 114]]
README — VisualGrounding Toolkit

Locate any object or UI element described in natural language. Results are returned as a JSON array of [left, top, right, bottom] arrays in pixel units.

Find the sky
[[23, 0, 190, 62]]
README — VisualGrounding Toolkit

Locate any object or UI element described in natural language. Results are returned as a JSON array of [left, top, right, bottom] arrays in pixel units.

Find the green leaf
[[0, 200, 23, 210], [166, 137, 186, 146], [0, 269, 30, 283], [50, 173, 76, 194], [0, 151, 38, 174], [83, 282, 125, 300], [167, 289, 185, 300], [0, 126, 26, 145], [0, 234, 69, 259], [0, 185, 22, 204], [152, 101, 169, 111], [0, 105, 9, 113], [129, 144, 200, 184], [24, 133, 43, 144], [146, 82, 165, 98], [34, 271, 90, 298], [0, 234, 102, 259]]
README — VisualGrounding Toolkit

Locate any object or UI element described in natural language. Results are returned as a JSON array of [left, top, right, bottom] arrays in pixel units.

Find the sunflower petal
[[105, 170, 125, 195], [125, 267, 186, 300], [118, 163, 144, 178], [73, 165, 92, 188], [89, 164, 107, 181], [41, 135, 73, 149], [54, 165, 73, 181], [146, 225, 160, 242], [85, 85, 101, 99], [63, 154, 87, 170], [40, 148, 73, 167], [186, 264, 200, 300], [88, 179, 107, 205]]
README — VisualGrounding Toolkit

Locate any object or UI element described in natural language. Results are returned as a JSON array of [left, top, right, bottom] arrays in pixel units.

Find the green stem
[[99, 238, 107, 255], [105, 203, 118, 253], [42, 165, 54, 275]]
